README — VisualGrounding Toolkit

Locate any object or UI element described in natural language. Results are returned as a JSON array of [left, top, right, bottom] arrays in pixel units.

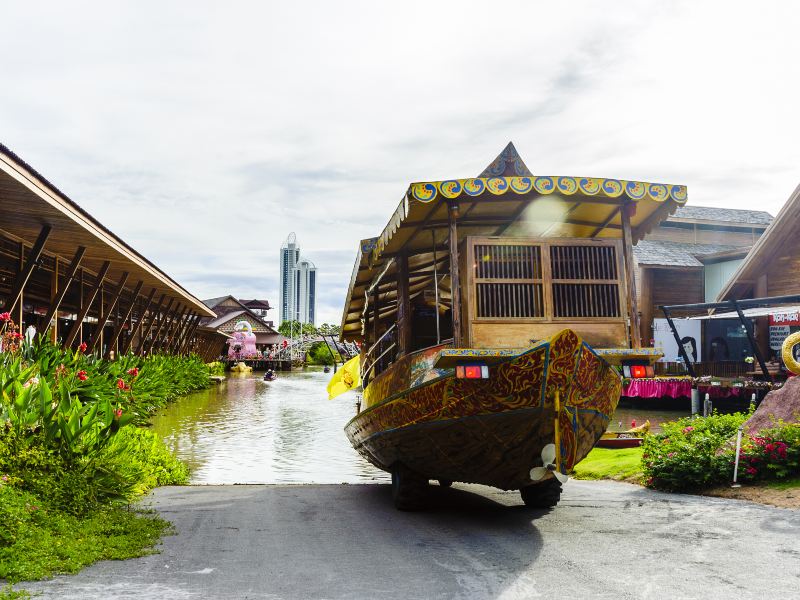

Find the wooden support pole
[[179, 315, 201, 355], [4, 225, 51, 315], [167, 307, 189, 353], [134, 293, 166, 354], [123, 288, 157, 355], [396, 250, 411, 356], [159, 305, 184, 353], [620, 202, 641, 349], [43, 246, 86, 341], [169, 310, 190, 353], [64, 261, 111, 348], [88, 271, 129, 353], [448, 201, 463, 347], [104, 280, 143, 358], [144, 298, 175, 354]]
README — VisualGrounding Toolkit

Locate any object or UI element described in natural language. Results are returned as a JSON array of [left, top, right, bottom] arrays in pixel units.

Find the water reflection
[[149, 369, 389, 484]]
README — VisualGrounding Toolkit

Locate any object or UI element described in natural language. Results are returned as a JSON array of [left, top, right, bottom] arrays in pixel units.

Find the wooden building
[[717, 183, 800, 358], [199, 296, 283, 358], [0, 143, 215, 356], [635, 205, 772, 351]]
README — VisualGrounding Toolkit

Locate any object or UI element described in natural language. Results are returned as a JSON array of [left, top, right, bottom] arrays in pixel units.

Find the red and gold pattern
[[346, 329, 622, 488]]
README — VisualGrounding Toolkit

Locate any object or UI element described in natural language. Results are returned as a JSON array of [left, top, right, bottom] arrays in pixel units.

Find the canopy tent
[[688, 305, 800, 320], [341, 142, 687, 340]]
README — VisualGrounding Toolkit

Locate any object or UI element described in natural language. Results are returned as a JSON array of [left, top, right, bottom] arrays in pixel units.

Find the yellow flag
[[327, 355, 361, 400]]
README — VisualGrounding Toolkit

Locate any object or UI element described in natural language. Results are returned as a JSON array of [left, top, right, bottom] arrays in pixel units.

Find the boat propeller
[[530, 443, 569, 484]]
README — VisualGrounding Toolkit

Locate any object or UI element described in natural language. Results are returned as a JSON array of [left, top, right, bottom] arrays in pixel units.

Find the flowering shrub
[[735, 424, 800, 482], [642, 411, 800, 491]]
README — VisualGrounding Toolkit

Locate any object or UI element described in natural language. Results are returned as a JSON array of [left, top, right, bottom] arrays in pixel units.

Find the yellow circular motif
[[647, 184, 669, 202], [486, 177, 509, 195], [411, 182, 437, 202], [463, 178, 486, 196], [533, 177, 555, 194], [671, 185, 688, 202], [782, 331, 800, 375], [601, 179, 624, 197], [440, 180, 462, 199], [557, 177, 578, 195], [509, 177, 532, 194], [625, 181, 646, 200], [578, 178, 601, 195]]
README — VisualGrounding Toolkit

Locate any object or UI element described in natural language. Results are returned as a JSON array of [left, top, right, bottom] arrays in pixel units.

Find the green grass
[[0, 584, 30, 599], [571, 447, 644, 481], [0, 485, 168, 583], [765, 476, 800, 490]]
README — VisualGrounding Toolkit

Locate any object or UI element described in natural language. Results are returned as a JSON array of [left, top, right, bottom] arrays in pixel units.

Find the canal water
[[149, 368, 389, 484], [149, 369, 695, 484]]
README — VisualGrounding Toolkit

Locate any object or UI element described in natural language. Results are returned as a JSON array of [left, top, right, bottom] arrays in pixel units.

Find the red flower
[[746, 467, 757, 475], [114, 408, 123, 418], [126, 367, 139, 378], [77, 370, 88, 381], [0, 312, 10, 322], [116, 378, 125, 390], [78, 342, 88, 353]]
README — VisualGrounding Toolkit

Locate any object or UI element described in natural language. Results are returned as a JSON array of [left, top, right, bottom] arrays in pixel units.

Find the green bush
[[0, 318, 203, 583], [642, 412, 748, 491], [642, 412, 800, 492]]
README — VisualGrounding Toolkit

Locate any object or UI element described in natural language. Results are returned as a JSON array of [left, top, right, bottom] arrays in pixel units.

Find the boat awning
[[341, 174, 687, 340]]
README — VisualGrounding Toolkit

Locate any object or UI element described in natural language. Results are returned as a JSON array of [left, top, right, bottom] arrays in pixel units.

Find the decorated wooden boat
[[338, 143, 684, 509]]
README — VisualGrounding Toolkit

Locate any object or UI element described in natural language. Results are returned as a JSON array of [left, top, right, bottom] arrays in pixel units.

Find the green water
[[149, 368, 388, 484], [149, 369, 695, 484]]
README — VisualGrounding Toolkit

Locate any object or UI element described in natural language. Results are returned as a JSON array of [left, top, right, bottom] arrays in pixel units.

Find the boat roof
[[340, 143, 687, 339]]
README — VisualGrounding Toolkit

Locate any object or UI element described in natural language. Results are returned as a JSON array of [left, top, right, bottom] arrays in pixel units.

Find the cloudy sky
[[2, 1, 799, 324]]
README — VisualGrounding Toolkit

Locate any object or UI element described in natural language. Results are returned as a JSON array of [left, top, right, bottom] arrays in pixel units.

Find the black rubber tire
[[391, 464, 427, 511], [520, 478, 563, 508], [437, 479, 453, 488]]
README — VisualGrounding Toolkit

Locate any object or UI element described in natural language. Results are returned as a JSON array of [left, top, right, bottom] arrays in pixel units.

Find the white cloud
[[2, 0, 799, 324]]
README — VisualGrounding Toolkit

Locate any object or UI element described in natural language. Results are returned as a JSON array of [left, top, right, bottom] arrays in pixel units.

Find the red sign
[[769, 311, 800, 326]]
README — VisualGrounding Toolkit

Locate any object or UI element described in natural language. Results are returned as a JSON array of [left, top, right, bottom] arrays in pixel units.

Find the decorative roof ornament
[[478, 141, 534, 178]]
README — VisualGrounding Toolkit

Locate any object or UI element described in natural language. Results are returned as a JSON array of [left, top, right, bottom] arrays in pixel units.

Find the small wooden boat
[[338, 143, 684, 509], [596, 434, 644, 449], [596, 420, 650, 448]]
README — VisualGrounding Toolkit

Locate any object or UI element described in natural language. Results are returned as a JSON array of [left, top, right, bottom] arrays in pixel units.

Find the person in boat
[[264, 369, 276, 381]]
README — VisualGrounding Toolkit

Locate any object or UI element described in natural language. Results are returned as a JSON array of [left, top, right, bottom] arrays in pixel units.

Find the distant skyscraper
[[279, 233, 317, 325]]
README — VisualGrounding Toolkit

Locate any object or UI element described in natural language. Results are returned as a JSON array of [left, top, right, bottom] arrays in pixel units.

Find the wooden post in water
[[448, 201, 462, 347], [620, 202, 641, 349]]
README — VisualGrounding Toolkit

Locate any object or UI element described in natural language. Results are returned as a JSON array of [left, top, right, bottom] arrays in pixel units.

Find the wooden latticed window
[[550, 245, 621, 318], [473, 244, 544, 318]]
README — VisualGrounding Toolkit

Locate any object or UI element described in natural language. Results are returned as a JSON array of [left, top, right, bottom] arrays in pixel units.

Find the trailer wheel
[[520, 478, 562, 508], [391, 463, 427, 511]]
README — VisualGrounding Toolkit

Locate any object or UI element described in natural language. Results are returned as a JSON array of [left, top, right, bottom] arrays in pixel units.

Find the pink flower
[[746, 467, 757, 475], [116, 378, 125, 390], [77, 370, 88, 381], [78, 342, 88, 353], [114, 408, 123, 418], [0, 312, 10, 322], [682, 426, 694, 434]]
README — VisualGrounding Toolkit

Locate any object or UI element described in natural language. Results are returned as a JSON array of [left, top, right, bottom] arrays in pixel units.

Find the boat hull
[[346, 329, 622, 490]]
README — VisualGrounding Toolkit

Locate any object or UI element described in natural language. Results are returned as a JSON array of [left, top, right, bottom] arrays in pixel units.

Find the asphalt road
[[24, 481, 800, 600]]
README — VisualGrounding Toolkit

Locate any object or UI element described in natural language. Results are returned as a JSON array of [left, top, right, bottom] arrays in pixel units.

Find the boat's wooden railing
[[362, 324, 397, 386]]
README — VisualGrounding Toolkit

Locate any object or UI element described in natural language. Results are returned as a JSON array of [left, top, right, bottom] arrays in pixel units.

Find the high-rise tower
[[279, 233, 317, 325]]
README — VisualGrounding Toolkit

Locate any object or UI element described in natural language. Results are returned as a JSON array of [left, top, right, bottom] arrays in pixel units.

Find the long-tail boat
[[338, 143, 684, 509]]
